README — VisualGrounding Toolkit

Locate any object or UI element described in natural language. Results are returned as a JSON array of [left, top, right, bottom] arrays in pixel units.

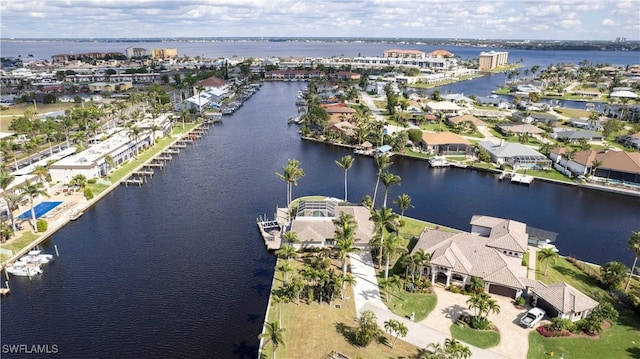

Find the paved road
[[350, 252, 506, 358]]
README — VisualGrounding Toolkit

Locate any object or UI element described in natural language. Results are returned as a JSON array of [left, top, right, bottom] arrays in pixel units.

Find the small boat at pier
[[18, 250, 54, 264], [6, 262, 42, 277]]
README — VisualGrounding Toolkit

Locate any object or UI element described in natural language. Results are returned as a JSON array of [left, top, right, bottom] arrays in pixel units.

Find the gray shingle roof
[[532, 282, 599, 314]]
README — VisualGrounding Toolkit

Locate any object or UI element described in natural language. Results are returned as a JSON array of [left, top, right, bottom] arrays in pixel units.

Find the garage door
[[488, 284, 517, 298]]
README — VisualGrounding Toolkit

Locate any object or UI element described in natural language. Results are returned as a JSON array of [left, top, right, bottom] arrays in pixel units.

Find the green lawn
[[553, 108, 596, 118], [384, 291, 437, 322], [450, 323, 500, 349], [0, 232, 39, 263], [529, 256, 640, 358], [265, 258, 422, 359], [515, 168, 574, 183]]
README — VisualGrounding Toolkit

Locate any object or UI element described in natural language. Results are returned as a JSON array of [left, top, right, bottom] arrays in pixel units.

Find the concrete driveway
[[422, 286, 533, 359]]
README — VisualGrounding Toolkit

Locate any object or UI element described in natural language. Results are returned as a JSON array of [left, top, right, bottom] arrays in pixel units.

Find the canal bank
[[0, 123, 206, 269]]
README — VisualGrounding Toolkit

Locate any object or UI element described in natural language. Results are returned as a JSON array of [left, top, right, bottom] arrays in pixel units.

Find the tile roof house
[[497, 123, 545, 136], [412, 215, 530, 298], [322, 104, 357, 123], [479, 141, 551, 169], [421, 132, 472, 155], [193, 76, 228, 91], [553, 130, 603, 142], [325, 121, 358, 138], [289, 199, 374, 248], [447, 114, 487, 129], [529, 282, 599, 321], [424, 101, 463, 114], [550, 148, 640, 182]]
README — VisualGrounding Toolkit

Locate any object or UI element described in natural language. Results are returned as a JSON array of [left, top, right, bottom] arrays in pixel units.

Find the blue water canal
[[2, 81, 640, 357]]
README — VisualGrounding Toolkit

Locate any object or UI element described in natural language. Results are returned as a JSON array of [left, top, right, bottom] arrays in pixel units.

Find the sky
[[1, 0, 639, 41]]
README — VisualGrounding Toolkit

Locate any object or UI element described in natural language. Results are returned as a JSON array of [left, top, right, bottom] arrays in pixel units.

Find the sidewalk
[[349, 252, 505, 358]]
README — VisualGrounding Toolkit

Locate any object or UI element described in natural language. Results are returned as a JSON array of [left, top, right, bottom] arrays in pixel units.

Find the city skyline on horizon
[[1, 0, 639, 41]]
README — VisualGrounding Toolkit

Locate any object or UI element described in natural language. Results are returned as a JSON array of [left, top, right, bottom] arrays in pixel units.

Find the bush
[[447, 285, 462, 294], [36, 219, 48, 232], [468, 316, 491, 330], [515, 296, 526, 307], [87, 178, 97, 184], [84, 188, 94, 200]]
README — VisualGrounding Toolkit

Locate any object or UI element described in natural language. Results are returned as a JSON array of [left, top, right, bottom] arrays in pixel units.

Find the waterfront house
[[288, 199, 374, 248], [479, 140, 551, 169], [193, 76, 228, 94], [551, 148, 640, 182], [497, 123, 545, 136], [528, 282, 599, 321], [421, 132, 472, 155], [323, 104, 357, 123], [325, 121, 357, 140], [553, 130, 603, 143], [447, 114, 487, 130], [423, 101, 462, 115], [412, 215, 529, 298]]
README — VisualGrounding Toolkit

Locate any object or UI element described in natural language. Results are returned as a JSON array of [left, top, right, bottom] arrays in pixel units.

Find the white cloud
[[601, 18, 615, 26]]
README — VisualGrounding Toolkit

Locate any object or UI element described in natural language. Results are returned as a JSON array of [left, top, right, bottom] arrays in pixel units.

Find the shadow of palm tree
[[334, 322, 358, 346], [231, 340, 259, 359], [441, 304, 468, 322], [626, 345, 640, 359]]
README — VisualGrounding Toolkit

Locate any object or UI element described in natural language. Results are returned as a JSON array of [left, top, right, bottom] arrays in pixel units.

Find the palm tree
[[384, 319, 408, 349], [370, 207, 400, 272], [563, 148, 577, 175], [149, 124, 161, 147], [32, 165, 49, 183], [20, 180, 49, 233], [0, 168, 16, 232], [393, 193, 413, 221], [590, 159, 603, 178], [537, 247, 559, 276], [380, 171, 401, 208], [413, 248, 431, 280], [444, 338, 472, 359], [335, 155, 354, 202], [276, 261, 293, 283], [128, 126, 143, 158], [260, 321, 285, 359], [624, 231, 640, 292], [275, 159, 304, 208], [467, 292, 500, 321], [333, 212, 360, 274], [104, 155, 116, 174], [275, 244, 296, 261], [372, 154, 392, 207], [281, 230, 299, 245], [384, 233, 407, 280]]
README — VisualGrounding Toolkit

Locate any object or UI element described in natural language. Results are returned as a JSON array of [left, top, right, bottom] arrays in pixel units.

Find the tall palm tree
[[275, 159, 304, 208], [335, 236, 360, 276], [370, 207, 400, 272], [275, 244, 296, 261], [372, 154, 392, 207], [590, 159, 603, 178], [380, 171, 402, 208], [20, 180, 49, 233], [393, 193, 413, 221], [624, 231, 640, 292], [537, 247, 559, 276], [333, 212, 360, 275], [32, 165, 49, 183], [384, 319, 408, 349], [0, 167, 16, 232], [128, 126, 143, 158], [276, 261, 293, 283], [384, 233, 407, 280], [260, 321, 285, 359], [413, 248, 431, 280], [335, 155, 354, 202], [563, 148, 577, 175]]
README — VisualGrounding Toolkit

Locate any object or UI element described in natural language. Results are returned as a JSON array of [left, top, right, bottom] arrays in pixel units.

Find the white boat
[[429, 156, 450, 168], [6, 262, 42, 277], [69, 209, 83, 220], [18, 250, 54, 264]]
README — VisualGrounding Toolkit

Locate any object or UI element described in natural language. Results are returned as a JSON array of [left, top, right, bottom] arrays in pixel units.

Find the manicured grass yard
[[529, 256, 640, 358], [450, 323, 500, 349], [383, 291, 437, 322], [264, 258, 422, 358]]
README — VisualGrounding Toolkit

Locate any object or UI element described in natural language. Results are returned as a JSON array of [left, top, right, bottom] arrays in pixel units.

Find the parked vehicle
[[520, 307, 545, 328]]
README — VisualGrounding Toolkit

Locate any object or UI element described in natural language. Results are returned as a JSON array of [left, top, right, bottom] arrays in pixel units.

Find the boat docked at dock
[[6, 262, 42, 277], [18, 250, 54, 264], [428, 156, 450, 168]]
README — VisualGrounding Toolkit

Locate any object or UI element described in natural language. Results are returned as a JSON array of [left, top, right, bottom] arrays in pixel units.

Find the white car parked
[[520, 307, 546, 328]]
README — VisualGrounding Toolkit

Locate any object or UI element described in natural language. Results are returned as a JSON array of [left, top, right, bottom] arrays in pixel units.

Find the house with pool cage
[[478, 140, 551, 169], [288, 198, 375, 249]]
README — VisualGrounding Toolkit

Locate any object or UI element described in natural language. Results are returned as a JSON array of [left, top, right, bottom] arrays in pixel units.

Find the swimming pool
[[17, 201, 63, 220]]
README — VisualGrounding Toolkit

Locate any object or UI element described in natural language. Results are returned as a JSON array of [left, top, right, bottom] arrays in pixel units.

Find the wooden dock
[[257, 216, 283, 251], [511, 174, 534, 185], [122, 178, 144, 187]]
